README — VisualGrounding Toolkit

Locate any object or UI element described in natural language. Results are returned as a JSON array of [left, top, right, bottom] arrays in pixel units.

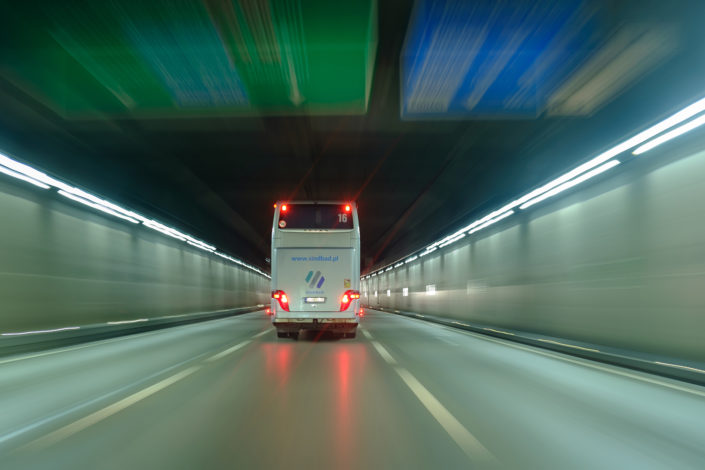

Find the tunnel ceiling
[[1, 0, 704, 272]]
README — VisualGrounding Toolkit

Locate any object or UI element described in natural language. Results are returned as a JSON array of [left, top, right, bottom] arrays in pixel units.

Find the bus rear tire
[[289, 331, 298, 340], [276, 331, 288, 338]]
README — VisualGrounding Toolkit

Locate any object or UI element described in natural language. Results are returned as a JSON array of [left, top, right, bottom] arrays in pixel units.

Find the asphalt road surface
[[1, 310, 704, 469]]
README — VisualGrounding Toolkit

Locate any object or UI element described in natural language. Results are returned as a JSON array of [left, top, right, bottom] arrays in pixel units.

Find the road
[[1, 310, 704, 469]]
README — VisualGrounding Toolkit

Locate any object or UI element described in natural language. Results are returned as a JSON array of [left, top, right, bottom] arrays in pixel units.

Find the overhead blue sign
[[401, 0, 599, 119]]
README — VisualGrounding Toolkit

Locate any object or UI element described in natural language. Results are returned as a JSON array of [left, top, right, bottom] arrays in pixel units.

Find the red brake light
[[340, 290, 360, 311], [271, 290, 290, 311], [359, 308, 364, 317]]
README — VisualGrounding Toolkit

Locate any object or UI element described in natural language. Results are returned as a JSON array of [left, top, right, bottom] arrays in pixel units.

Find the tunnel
[[1, 1, 705, 469]]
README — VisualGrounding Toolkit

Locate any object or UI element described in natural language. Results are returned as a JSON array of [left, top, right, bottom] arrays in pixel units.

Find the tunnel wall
[[363, 146, 705, 363], [0, 180, 270, 333]]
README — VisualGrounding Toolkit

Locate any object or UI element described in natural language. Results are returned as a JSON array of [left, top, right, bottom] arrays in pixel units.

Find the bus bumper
[[272, 317, 358, 332]]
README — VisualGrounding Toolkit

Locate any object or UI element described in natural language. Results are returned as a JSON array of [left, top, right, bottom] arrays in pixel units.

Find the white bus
[[270, 201, 361, 339]]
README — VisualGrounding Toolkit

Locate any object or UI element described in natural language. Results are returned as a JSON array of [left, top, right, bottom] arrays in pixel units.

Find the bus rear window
[[278, 204, 353, 229]]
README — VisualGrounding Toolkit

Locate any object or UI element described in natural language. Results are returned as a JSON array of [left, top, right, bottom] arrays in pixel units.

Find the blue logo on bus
[[305, 270, 325, 288]]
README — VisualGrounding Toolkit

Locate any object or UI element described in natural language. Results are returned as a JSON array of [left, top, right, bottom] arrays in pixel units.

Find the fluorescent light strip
[[0, 154, 146, 222], [386, 267, 393, 271], [61, 186, 147, 222], [419, 246, 438, 257], [187, 240, 216, 252], [508, 95, 705, 204], [150, 222, 189, 241], [468, 210, 514, 234], [405, 255, 418, 264], [0, 153, 68, 189], [0, 165, 50, 189], [1, 326, 80, 336], [429, 95, 705, 251], [520, 160, 620, 210], [58, 190, 139, 224], [394, 262, 404, 268], [0, 152, 270, 279], [215, 249, 270, 277], [439, 233, 465, 248], [633, 113, 705, 155], [184, 236, 216, 251], [143, 220, 186, 241]]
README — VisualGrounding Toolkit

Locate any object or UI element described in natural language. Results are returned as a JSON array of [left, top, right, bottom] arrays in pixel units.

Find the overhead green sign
[[4, 0, 377, 117]]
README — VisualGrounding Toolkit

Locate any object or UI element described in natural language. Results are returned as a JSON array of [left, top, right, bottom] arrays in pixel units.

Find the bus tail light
[[271, 290, 290, 312], [340, 290, 360, 311]]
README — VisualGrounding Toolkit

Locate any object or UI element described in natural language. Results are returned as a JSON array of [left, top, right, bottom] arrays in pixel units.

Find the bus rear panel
[[270, 202, 361, 338]]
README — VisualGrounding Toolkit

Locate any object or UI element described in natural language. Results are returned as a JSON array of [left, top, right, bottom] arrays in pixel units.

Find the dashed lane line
[[365, 332, 496, 465], [395, 367, 497, 465], [206, 340, 252, 362], [21, 366, 200, 451], [399, 313, 705, 399], [370, 341, 396, 365]]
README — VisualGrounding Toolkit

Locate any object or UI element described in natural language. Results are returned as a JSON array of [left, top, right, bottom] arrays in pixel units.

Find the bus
[[270, 201, 361, 339]]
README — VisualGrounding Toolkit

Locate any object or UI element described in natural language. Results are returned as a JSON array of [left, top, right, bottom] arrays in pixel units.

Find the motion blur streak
[[633, 113, 705, 155], [2, 312, 704, 469], [0, 179, 269, 333], [369, 92, 705, 276], [364, 143, 705, 364], [335, 349, 353, 469]]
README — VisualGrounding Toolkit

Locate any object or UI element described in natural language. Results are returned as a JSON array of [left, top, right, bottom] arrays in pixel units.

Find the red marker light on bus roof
[[281, 204, 288, 212], [344, 204, 351, 212]]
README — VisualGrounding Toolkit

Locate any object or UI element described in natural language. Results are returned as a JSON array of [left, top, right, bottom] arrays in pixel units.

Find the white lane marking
[[106, 319, 148, 325], [395, 367, 496, 464], [483, 327, 515, 336], [22, 366, 200, 451], [360, 328, 374, 340], [0, 354, 208, 447], [2, 326, 80, 336], [370, 341, 396, 365], [251, 329, 271, 339], [0, 329, 165, 367], [365, 332, 495, 464], [537, 338, 600, 353], [654, 361, 705, 374], [206, 340, 251, 362], [465, 330, 705, 398], [0, 343, 100, 366], [403, 316, 705, 399], [0, 314, 253, 367]]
